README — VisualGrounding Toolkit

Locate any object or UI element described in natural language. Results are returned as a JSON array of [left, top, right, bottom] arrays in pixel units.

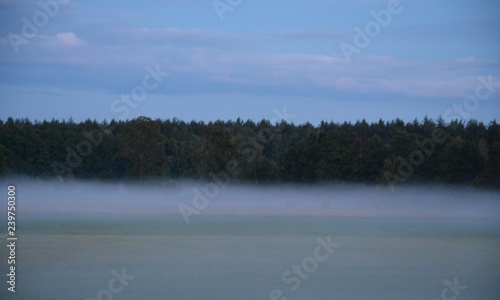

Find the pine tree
[[119, 117, 169, 181]]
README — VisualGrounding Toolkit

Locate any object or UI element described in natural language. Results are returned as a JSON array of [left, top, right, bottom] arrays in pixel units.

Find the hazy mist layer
[[1, 179, 500, 300], [2, 179, 499, 220]]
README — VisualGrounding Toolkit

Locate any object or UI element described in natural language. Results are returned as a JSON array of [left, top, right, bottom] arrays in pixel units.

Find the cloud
[[0, 0, 498, 101], [124, 27, 245, 50], [273, 30, 349, 42], [54, 32, 86, 47], [2, 24, 496, 99], [172, 51, 495, 99]]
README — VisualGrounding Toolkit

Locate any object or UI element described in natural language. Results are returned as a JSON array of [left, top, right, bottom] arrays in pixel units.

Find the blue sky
[[0, 0, 499, 124]]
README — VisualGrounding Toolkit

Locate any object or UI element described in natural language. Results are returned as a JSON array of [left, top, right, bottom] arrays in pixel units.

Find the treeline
[[0, 116, 499, 187]]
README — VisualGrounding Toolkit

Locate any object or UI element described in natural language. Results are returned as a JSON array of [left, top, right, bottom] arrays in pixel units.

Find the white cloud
[[1, 20, 497, 100], [55, 32, 86, 47]]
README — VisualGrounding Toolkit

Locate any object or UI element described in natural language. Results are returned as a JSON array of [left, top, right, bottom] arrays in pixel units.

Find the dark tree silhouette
[[0, 116, 498, 189]]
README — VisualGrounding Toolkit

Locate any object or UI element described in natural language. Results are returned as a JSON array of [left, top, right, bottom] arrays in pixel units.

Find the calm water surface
[[0, 181, 499, 299]]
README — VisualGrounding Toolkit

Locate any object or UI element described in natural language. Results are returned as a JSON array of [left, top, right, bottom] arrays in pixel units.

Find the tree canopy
[[0, 117, 498, 188]]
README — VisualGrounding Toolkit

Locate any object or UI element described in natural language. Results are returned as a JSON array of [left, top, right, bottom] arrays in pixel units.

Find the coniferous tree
[[0, 116, 498, 188], [119, 117, 169, 181]]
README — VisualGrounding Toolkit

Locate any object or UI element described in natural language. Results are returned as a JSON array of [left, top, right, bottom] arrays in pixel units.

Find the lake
[[1, 180, 499, 299]]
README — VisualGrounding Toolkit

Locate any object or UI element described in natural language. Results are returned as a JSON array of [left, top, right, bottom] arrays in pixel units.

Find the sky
[[0, 0, 499, 125]]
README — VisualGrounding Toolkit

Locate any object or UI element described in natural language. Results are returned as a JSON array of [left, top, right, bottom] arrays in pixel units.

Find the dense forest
[[0, 116, 499, 188]]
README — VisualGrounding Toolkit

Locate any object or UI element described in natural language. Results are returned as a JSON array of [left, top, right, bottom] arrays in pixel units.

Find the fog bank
[[2, 179, 499, 220]]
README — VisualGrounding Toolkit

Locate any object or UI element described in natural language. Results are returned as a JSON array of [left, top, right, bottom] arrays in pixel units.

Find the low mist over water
[[9, 179, 500, 220], [1, 180, 500, 300]]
